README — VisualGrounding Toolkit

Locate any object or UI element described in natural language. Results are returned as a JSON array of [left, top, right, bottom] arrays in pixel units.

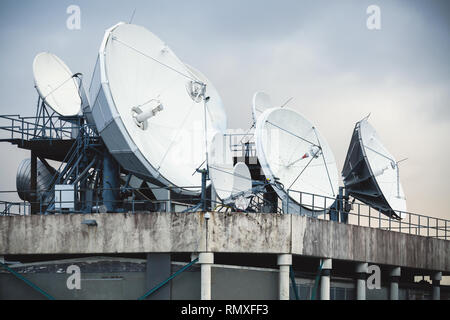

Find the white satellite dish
[[89, 23, 227, 194], [208, 132, 253, 209], [255, 107, 339, 216], [208, 131, 234, 200], [231, 162, 252, 210], [232, 162, 252, 196], [342, 119, 406, 219], [252, 92, 272, 123], [33, 52, 81, 116]]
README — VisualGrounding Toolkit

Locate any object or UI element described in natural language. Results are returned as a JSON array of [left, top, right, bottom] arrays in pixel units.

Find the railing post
[[409, 213, 411, 235], [379, 211, 381, 229], [299, 192, 302, 209], [445, 220, 447, 240], [358, 203, 360, 226], [427, 217, 430, 237], [368, 207, 371, 228], [286, 190, 290, 214], [417, 216, 420, 235], [436, 219, 438, 238]]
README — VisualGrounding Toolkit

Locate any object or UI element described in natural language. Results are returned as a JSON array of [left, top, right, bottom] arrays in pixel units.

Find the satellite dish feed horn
[[131, 100, 164, 130]]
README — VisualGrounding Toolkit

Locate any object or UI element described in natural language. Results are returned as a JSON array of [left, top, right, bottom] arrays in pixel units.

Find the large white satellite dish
[[33, 52, 81, 116], [252, 92, 272, 123], [255, 107, 339, 216], [89, 23, 227, 194], [342, 119, 406, 219]]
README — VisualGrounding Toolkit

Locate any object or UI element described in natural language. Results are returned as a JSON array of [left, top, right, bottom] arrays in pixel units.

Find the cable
[[42, 74, 78, 101], [287, 148, 320, 190], [156, 100, 196, 171], [364, 145, 395, 163], [112, 37, 199, 83], [266, 120, 319, 147], [208, 165, 253, 182], [312, 127, 336, 197]]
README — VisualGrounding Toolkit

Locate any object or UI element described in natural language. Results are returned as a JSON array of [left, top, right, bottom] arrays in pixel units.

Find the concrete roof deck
[[1, 211, 449, 273]]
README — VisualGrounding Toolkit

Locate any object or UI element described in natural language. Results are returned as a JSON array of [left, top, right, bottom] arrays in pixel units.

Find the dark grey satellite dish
[[342, 119, 406, 220]]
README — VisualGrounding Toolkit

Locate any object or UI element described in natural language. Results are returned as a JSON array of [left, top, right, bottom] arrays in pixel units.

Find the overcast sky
[[0, 0, 449, 219]]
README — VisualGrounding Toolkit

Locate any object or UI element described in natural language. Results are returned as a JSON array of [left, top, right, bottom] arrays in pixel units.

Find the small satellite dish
[[252, 92, 272, 123], [255, 107, 339, 216], [342, 119, 406, 219], [89, 23, 227, 194], [231, 162, 252, 196], [209, 133, 253, 209], [231, 162, 252, 210], [33, 52, 81, 116], [208, 131, 234, 200]]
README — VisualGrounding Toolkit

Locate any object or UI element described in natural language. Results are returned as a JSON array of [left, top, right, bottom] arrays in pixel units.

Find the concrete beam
[[1, 212, 449, 273]]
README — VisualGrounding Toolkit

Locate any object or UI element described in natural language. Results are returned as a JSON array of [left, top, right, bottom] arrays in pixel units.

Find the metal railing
[[287, 189, 449, 240], [223, 132, 256, 156], [0, 200, 30, 216], [1, 186, 448, 241], [0, 114, 97, 142]]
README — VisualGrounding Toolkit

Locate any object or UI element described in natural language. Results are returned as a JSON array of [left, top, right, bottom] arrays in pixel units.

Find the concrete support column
[[432, 272, 442, 300], [277, 254, 292, 300], [389, 267, 401, 300], [320, 258, 332, 300], [355, 262, 368, 300], [199, 252, 214, 300]]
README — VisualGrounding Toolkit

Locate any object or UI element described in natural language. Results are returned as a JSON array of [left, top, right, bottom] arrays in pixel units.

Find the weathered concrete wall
[[1, 212, 449, 272]]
